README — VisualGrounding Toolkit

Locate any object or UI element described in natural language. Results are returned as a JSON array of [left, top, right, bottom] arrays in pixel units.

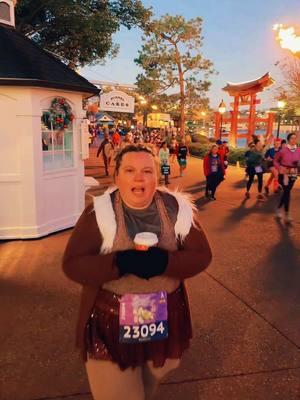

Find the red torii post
[[214, 73, 275, 146]]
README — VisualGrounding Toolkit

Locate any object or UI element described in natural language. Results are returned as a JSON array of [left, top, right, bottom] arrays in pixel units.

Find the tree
[[135, 14, 214, 135], [15, 0, 151, 68], [276, 57, 300, 111]]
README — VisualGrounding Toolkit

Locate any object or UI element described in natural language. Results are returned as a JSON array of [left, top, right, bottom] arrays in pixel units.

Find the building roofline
[[0, 78, 99, 95], [222, 72, 275, 95]]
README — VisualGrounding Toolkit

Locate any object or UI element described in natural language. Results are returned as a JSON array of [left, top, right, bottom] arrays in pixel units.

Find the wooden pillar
[[266, 112, 275, 142], [230, 95, 239, 147], [214, 112, 221, 140], [248, 94, 256, 143]]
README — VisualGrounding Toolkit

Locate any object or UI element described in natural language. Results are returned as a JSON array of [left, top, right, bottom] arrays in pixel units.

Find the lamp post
[[276, 99, 286, 138], [218, 100, 226, 139], [201, 111, 206, 128], [139, 97, 148, 127]]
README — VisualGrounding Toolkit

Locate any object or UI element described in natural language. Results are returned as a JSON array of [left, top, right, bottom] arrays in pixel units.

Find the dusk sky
[[82, 0, 300, 110]]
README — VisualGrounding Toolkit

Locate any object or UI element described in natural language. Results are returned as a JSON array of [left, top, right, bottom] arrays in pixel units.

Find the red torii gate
[[215, 73, 275, 146]]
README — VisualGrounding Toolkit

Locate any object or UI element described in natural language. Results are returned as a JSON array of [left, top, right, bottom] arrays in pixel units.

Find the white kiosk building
[[0, 0, 99, 239]]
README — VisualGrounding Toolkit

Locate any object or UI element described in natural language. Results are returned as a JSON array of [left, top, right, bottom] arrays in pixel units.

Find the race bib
[[161, 164, 170, 176], [119, 292, 168, 343], [255, 165, 263, 173]]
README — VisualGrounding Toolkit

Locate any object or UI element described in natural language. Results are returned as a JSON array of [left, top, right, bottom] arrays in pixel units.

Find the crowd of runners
[[94, 126, 189, 183], [243, 133, 300, 223], [94, 126, 300, 224]]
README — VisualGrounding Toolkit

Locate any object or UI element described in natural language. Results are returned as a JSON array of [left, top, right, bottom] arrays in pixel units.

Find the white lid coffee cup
[[134, 232, 158, 250]]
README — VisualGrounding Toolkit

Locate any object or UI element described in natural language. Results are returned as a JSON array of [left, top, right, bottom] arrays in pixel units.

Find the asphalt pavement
[[1, 148, 300, 400]]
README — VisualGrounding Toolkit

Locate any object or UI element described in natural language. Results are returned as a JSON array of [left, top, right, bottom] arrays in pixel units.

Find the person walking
[[203, 144, 225, 200], [244, 140, 265, 200], [62, 144, 212, 400], [263, 138, 281, 195], [158, 141, 170, 185], [177, 139, 188, 177], [120, 133, 133, 150], [216, 139, 229, 172], [96, 130, 114, 176], [112, 128, 122, 149], [274, 132, 300, 223], [169, 135, 178, 163]]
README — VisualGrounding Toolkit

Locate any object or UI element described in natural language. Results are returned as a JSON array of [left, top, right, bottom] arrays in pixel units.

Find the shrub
[[189, 143, 211, 158], [227, 147, 246, 166], [189, 143, 246, 166], [191, 134, 210, 144]]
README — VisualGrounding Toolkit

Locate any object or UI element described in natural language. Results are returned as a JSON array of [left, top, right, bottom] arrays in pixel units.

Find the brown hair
[[114, 144, 160, 178], [287, 133, 296, 142]]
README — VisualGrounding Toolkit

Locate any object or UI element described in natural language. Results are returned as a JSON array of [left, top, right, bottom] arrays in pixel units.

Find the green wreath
[[43, 97, 74, 130]]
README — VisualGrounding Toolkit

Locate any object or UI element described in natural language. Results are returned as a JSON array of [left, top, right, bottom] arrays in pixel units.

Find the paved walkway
[[1, 148, 300, 400]]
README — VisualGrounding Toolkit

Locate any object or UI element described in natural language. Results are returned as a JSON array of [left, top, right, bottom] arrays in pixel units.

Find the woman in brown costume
[[63, 145, 212, 400]]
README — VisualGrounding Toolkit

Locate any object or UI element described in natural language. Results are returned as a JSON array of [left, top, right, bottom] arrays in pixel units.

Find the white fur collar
[[157, 186, 197, 241], [93, 187, 117, 254], [93, 186, 196, 254], [287, 144, 297, 152]]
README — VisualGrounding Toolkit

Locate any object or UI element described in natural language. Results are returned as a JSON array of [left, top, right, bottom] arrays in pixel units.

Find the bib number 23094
[[119, 291, 168, 343]]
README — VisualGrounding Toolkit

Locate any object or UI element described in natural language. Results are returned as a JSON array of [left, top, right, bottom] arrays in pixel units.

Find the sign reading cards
[[119, 291, 168, 343], [100, 90, 135, 113]]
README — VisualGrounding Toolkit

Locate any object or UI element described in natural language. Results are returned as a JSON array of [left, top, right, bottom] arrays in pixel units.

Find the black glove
[[115, 247, 169, 280], [115, 250, 145, 277]]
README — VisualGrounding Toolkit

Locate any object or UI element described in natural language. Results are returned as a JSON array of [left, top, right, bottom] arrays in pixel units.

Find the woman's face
[[288, 134, 297, 146], [255, 141, 262, 151], [211, 146, 218, 155], [115, 152, 158, 209], [274, 141, 281, 149]]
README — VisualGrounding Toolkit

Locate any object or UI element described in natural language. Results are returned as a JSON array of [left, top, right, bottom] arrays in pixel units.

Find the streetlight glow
[[218, 100, 226, 115], [277, 99, 286, 109]]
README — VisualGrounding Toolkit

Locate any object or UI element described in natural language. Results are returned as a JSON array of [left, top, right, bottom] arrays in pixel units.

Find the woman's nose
[[134, 171, 144, 181]]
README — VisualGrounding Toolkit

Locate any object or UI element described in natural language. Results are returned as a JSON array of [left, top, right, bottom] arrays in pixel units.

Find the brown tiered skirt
[[85, 285, 192, 370]]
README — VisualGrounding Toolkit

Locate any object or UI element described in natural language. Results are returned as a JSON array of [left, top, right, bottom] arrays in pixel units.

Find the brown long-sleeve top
[[62, 202, 212, 356]]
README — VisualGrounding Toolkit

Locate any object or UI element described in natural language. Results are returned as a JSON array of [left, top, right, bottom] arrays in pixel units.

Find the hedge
[[189, 142, 246, 167]]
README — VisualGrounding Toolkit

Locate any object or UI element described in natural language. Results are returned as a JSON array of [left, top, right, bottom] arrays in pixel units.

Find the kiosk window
[[41, 108, 74, 171]]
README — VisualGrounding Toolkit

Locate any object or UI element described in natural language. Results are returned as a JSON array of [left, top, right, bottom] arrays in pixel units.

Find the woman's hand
[[115, 247, 168, 280]]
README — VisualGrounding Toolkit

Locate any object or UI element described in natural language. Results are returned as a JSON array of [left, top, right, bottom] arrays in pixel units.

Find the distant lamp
[[151, 104, 158, 111], [139, 97, 148, 126], [276, 97, 287, 138], [200, 111, 206, 127], [218, 100, 226, 115], [218, 100, 226, 139], [277, 99, 286, 109]]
